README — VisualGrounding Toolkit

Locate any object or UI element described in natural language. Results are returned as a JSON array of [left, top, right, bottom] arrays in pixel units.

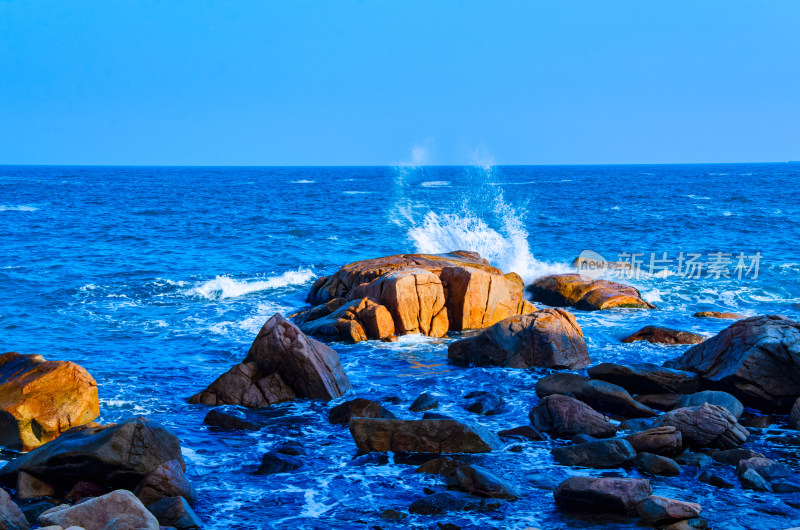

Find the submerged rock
[[409, 392, 439, 412], [588, 362, 701, 395], [448, 309, 589, 370], [37, 490, 158, 530], [408, 491, 505, 515], [528, 274, 656, 311], [536, 373, 657, 418], [189, 314, 351, 407], [529, 395, 617, 438], [655, 404, 748, 449], [463, 391, 503, 416], [348, 418, 500, 453], [297, 297, 396, 342], [622, 326, 705, 345], [443, 465, 520, 499], [551, 438, 636, 468], [553, 476, 651, 515], [256, 452, 303, 475], [328, 398, 396, 425], [0, 352, 99, 451]]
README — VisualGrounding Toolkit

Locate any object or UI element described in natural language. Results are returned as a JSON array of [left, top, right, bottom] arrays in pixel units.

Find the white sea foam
[[188, 269, 314, 300], [421, 181, 450, 187], [291, 179, 315, 184], [0, 204, 40, 212]]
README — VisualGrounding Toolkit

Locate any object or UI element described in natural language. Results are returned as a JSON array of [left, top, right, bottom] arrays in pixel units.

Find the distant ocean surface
[[2, 163, 800, 529]]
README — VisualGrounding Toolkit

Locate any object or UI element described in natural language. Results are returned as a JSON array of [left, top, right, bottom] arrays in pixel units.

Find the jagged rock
[[147, 497, 201, 529], [529, 395, 616, 438], [622, 326, 705, 345], [693, 311, 744, 319], [551, 438, 636, 468], [256, 452, 303, 475], [443, 465, 520, 499], [37, 490, 158, 530], [348, 418, 500, 453], [624, 426, 682, 457], [408, 491, 504, 515], [635, 452, 681, 476], [297, 297, 396, 342], [736, 457, 800, 493], [328, 398, 395, 425], [16, 472, 55, 500], [677, 391, 744, 419], [528, 274, 656, 311], [448, 309, 589, 370], [535, 373, 657, 418], [553, 476, 651, 515], [463, 391, 503, 416], [655, 404, 748, 449], [708, 448, 764, 466], [588, 362, 700, 394], [0, 352, 99, 451], [189, 314, 351, 407], [133, 460, 195, 507], [0, 488, 29, 530], [409, 393, 439, 412], [497, 426, 545, 441], [636, 495, 702, 524], [664, 315, 800, 411]]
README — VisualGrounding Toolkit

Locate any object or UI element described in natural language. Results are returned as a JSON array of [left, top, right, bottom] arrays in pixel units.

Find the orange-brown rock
[[0, 352, 99, 452], [693, 311, 745, 319], [528, 274, 655, 311], [297, 297, 395, 342], [622, 325, 705, 345]]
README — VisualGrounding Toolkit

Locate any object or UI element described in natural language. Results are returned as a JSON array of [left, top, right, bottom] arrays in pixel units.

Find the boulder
[[664, 315, 800, 411], [529, 395, 617, 438], [677, 391, 744, 419], [203, 408, 262, 430], [443, 465, 520, 499], [348, 418, 500, 453], [415, 457, 465, 475], [535, 373, 589, 398], [65, 481, 107, 503], [622, 326, 704, 345], [409, 393, 439, 412], [528, 274, 655, 311], [636, 495, 702, 524], [463, 391, 503, 416], [553, 476, 651, 515], [297, 297, 396, 342], [189, 314, 351, 407], [37, 490, 158, 530], [408, 491, 504, 515], [693, 311, 744, 319], [635, 393, 682, 411], [535, 373, 657, 418], [497, 426, 545, 441], [588, 362, 701, 395], [133, 459, 195, 507], [328, 399, 395, 425], [0, 352, 99, 451], [551, 438, 637, 468], [624, 426, 682, 457], [675, 453, 713, 468], [146, 497, 201, 529], [698, 471, 734, 489], [256, 452, 303, 475], [0, 488, 29, 530], [736, 457, 800, 493], [448, 309, 589, 370], [634, 453, 681, 476], [655, 404, 748, 449], [708, 448, 764, 466], [0, 417, 184, 493], [16, 472, 55, 500]]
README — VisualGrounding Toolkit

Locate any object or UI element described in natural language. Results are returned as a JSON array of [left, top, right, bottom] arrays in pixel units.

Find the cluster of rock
[[528, 273, 656, 311]]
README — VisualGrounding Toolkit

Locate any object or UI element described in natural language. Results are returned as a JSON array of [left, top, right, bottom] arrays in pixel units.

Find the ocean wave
[[188, 269, 315, 300], [342, 191, 372, 195], [420, 181, 451, 187], [291, 180, 315, 184], [0, 204, 40, 212]]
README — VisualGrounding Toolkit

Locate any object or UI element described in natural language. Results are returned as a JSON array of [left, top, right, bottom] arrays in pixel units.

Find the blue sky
[[1, 0, 798, 165]]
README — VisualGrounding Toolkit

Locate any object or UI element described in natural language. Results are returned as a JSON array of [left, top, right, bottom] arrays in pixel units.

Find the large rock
[[306, 252, 533, 336], [736, 457, 800, 493], [37, 489, 158, 530], [655, 404, 748, 449], [553, 476, 651, 515], [624, 426, 682, 457], [0, 488, 29, 530], [529, 395, 617, 438], [528, 274, 655, 311], [622, 326, 704, 345], [147, 497, 202, 530], [677, 391, 744, 420], [790, 397, 800, 430], [588, 362, 701, 395], [551, 438, 637, 468], [0, 417, 184, 493], [634, 452, 681, 476], [189, 314, 350, 407], [133, 459, 195, 506], [297, 298, 396, 342], [348, 418, 500, 453], [408, 491, 504, 515], [664, 315, 800, 411], [328, 398, 395, 425], [0, 352, 99, 451], [535, 373, 657, 418], [448, 309, 589, 370], [637, 495, 702, 524], [443, 465, 520, 499]]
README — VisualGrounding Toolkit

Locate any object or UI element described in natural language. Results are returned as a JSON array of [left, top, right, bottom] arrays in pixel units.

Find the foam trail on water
[[188, 269, 315, 300]]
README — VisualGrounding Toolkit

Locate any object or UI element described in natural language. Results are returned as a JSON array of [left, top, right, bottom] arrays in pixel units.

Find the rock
[[497, 426, 545, 441], [146, 497, 201, 529], [622, 326, 705, 345], [535, 373, 588, 398], [553, 476, 651, 515], [379, 508, 407, 520], [348, 418, 500, 453], [708, 448, 764, 466], [65, 482, 107, 503], [408, 491, 504, 515], [664, 315, 800, 411], [739, 468, 772, 492], [624, 426, 682, 457], [409, 393, 439, 412], [535, 373, 657, 418], [529, 395, 617, 438], [698, 470, 734, 488], [655, 404, 748, 449], [0, 352, 99, 452], [550, 438, 636, 468], [38, 490, 158, 530], [635, 452, 681, 476], [618, 417, 656, 432], [448, 309, 589, 370], [15, 472, 55, 500], [328, 399, 395, 425], [677, 391, 744, 419], [736, 457, 800, 493], [133, 460, 195, 507], [635, 393, 683, 411], [256, 452, 303, 475], [307, 252, 533, 335], [421, 412, 451, 420], [189, 314, 351, 407], [0, 417, 184, 492], [636, 495, 702, 524], [693, 311, 744, 319], [297, 297, 396, 343], [203, 408, 261, 430], [587, 362, 700, 394], [415, 457, 465, 475], [739, 413, 777, 429], [443, 465, 520, 499], [463, 392, 503, 416], [273, 441, 306, 456], [528, 274, 656, 311], [675, 453, 713, 468], [0, 488, 29, 530], [789, 397, 800, 430]]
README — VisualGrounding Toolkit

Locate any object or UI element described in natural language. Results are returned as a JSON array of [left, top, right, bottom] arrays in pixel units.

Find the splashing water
[[187, 269, 315, 300]]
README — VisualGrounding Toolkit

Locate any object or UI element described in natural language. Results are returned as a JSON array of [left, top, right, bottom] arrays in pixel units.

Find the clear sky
[[1, 0, 798, 166]]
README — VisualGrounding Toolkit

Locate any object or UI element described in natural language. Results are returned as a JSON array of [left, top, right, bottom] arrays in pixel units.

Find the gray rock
[[678, 391, 744, 420]]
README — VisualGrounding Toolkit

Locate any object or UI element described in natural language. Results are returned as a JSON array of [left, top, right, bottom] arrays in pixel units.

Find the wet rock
[[65, 482, 107, 503], [443, 465, 520, 499], [297, 297, 396, 343], [190, 314, 351, 407], [708, 448, 764, 466], [739, 413, 776, 429], [553, 476, 651, 515], [677, 391, 744, 420], [0, 352, 99, 451], [16, 498, 58, 525], [408, 491, 504, 515], [789, 397, 800, 430], [328, 398, 396, 425], [587, 362, 700, 394], [448, 309, 589, 370], [463, 392, 503, 416], [273, 441, 306, 456], [16, 472, 55, 500], [528, 274, 656, 311], [0, 417, 184, 492], [534, 373, 589, 398], [693, 311, 744, 319], [536, 373, 657, 418], [422, 412, 452, 420], [736, 457, 800, 493], [133, 460, 195, 507], [349, 418, 500, 453], [0, 488, 29, 530], [698, 470, 734, 488], [635, 393, 683, 411], [203, 408, 262, 430], [147, 496, 201, 529], [497, 426, 545, 441], [529, 395, 617, 439], [410, 392, 439, 412], [675, 453, 713, 468], [636, 495, 702, 524], [664, 315, 800, 412], [256, 452, 303, 475], [624, 426, 682, 457], [618, 418, 656, 432], [551, 438, 636, 468], [415, 457, 466, 475], [655, 404, 748, 449], [380, 508, 407, 520], [739, 468, 772, 491], [38, 490, 158, 530], [635, 452, 681, 476], [622, 326, 705, 345]]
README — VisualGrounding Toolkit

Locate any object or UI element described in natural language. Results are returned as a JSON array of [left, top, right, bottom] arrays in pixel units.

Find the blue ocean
[[2, 163, 800, 529]]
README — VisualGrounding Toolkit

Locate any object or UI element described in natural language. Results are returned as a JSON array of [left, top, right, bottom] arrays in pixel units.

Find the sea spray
[[188, 268, 315, 300]]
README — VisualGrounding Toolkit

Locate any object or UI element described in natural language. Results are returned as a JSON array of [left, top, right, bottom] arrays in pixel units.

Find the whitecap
[[291, 180, 315, 184], [420, 181, 451, 187], [187, 269, 315, 300], [0, 204, 39, 212], [342, 191, 372, 195]]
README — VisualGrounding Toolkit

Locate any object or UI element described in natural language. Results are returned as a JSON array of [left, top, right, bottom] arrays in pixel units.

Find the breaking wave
[[188, 269, 315, 300]]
